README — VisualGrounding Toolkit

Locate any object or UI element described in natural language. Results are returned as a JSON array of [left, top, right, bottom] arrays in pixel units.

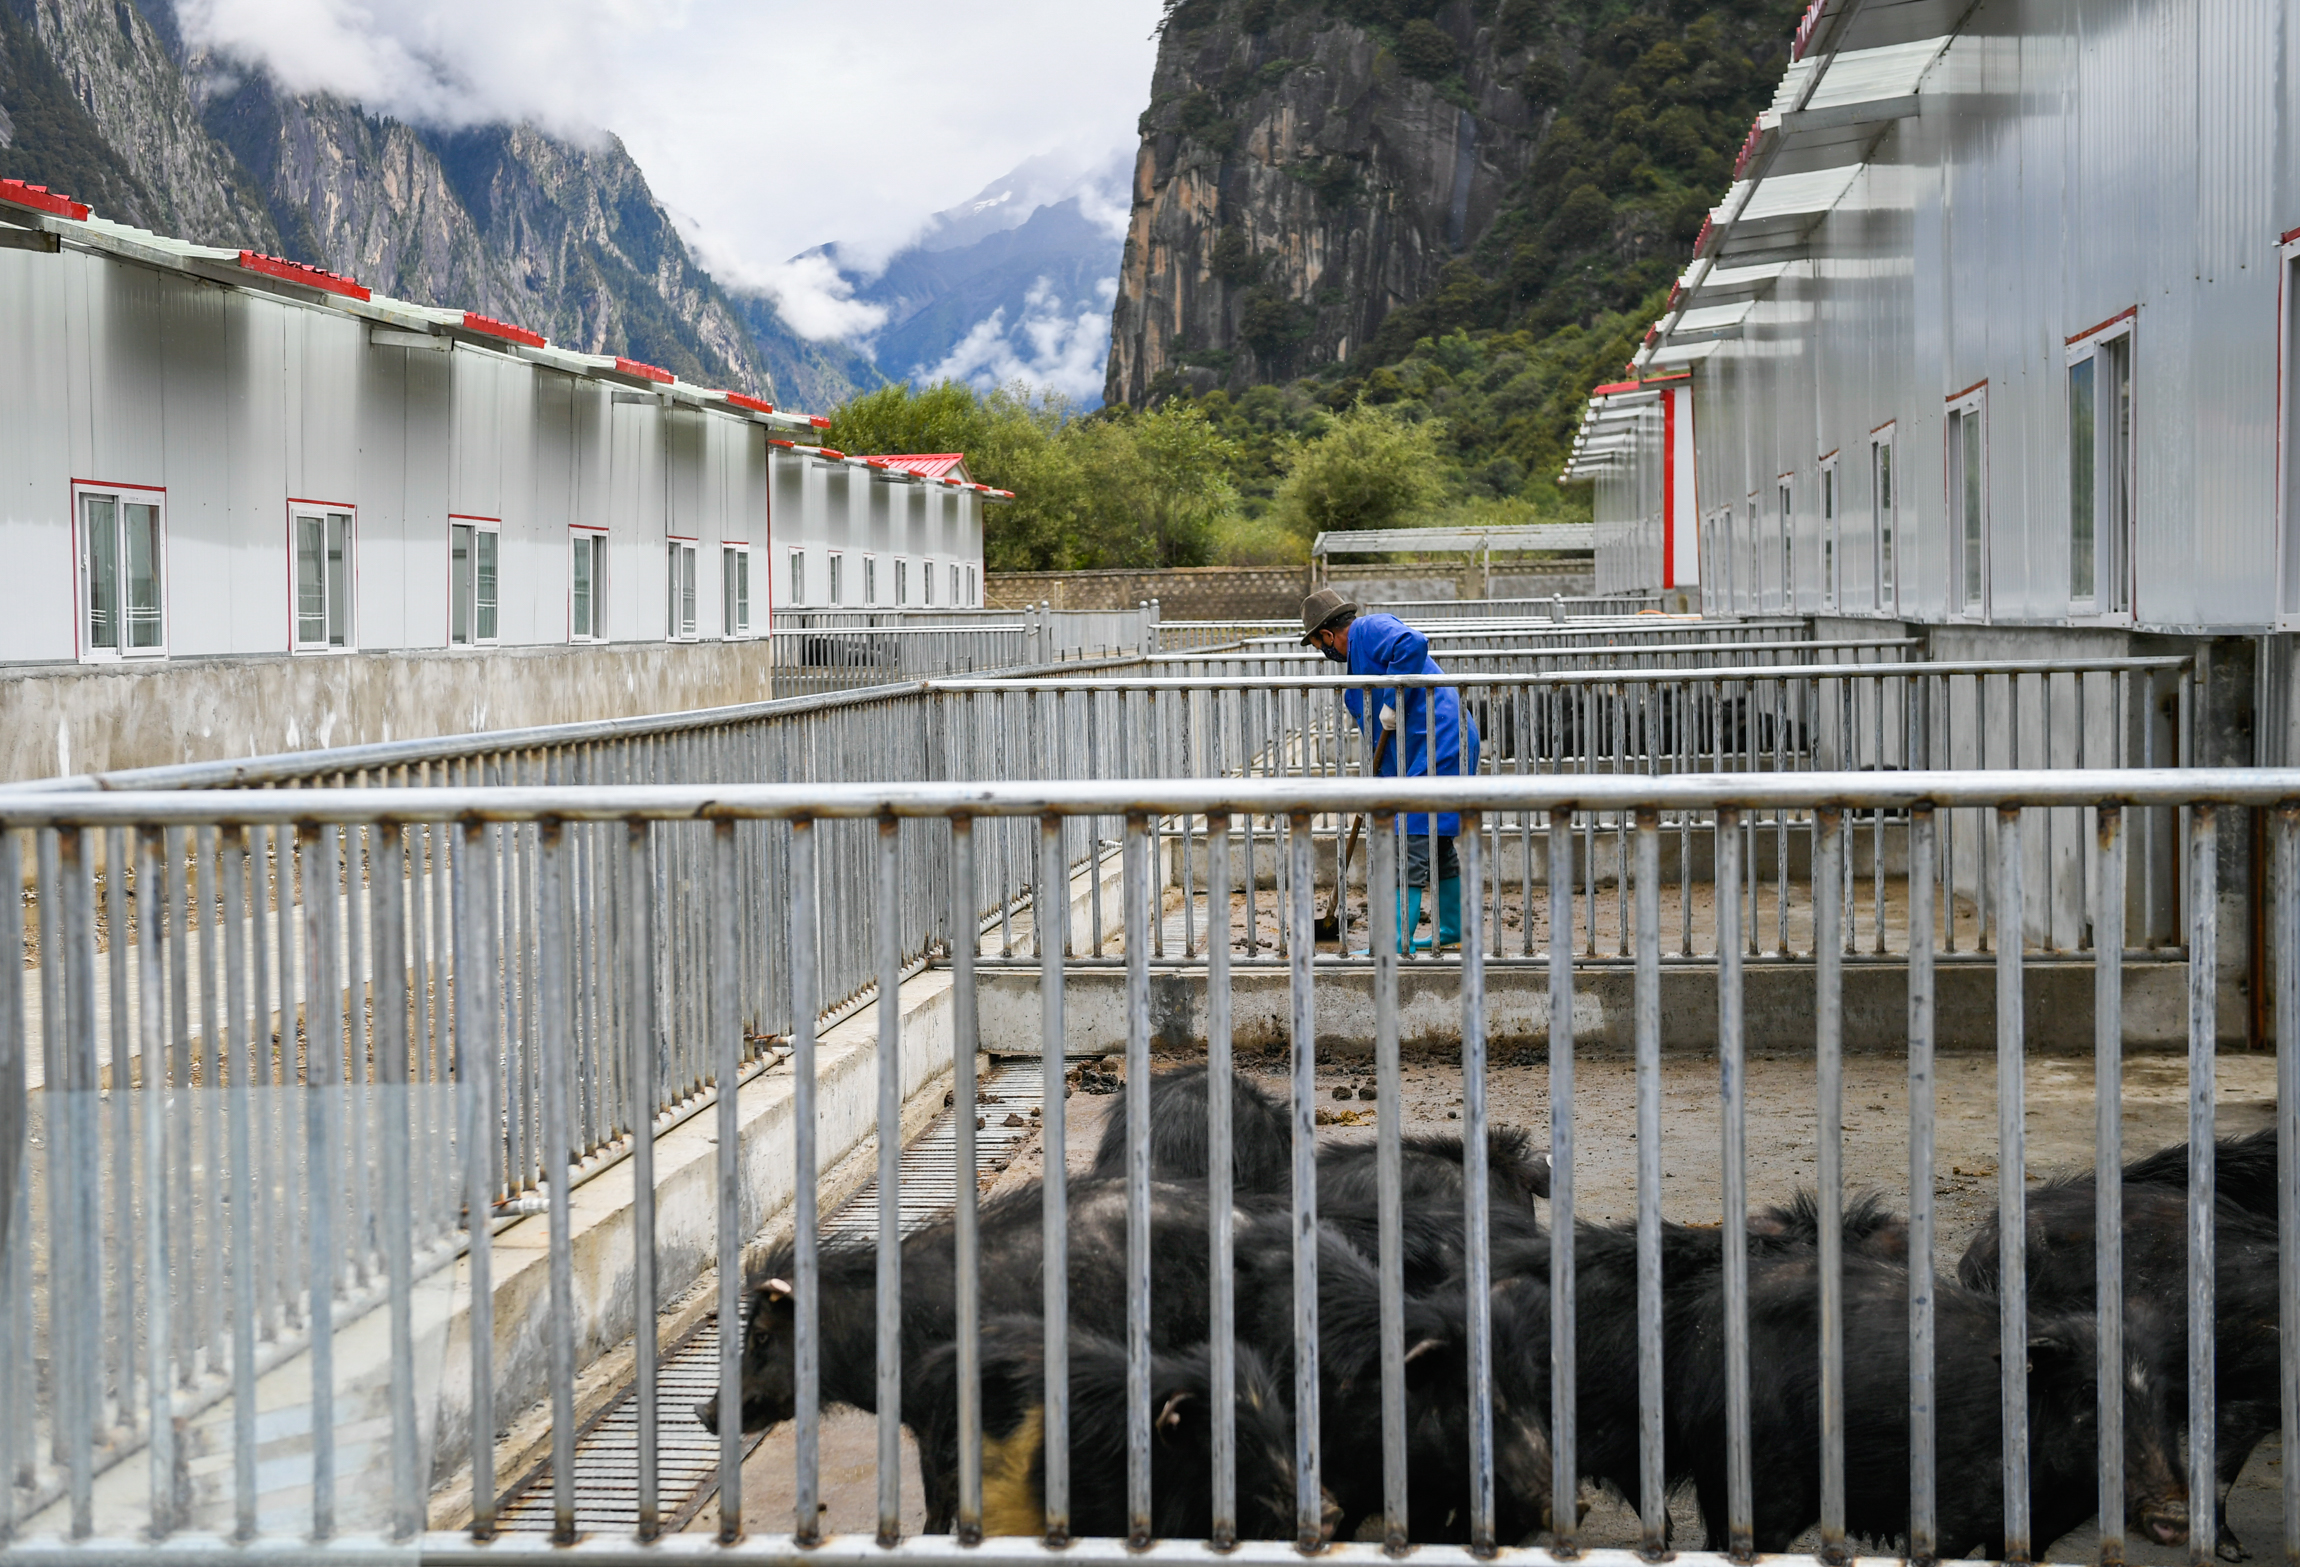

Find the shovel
[[1313, 729, 1391, 942]]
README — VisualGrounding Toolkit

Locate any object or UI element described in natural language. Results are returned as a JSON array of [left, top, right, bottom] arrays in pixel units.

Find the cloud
[[175, 0, 668, 140], [170, 0, 1164, 284], [920, 276, 1119, 405], [752, 252, 889, 342]]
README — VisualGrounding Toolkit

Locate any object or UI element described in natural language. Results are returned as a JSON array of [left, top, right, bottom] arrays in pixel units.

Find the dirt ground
[[724, 1045, 2284, 1558]]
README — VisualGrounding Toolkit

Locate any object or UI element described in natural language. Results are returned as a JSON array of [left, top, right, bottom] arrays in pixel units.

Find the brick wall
[[986, 562, 1594, 620]]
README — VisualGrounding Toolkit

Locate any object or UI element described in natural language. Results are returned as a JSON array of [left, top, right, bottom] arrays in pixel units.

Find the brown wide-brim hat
[[1299, 587, 1358, 644]]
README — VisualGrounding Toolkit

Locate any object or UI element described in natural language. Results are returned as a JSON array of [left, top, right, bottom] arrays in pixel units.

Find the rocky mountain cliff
[[1107, 0, 1798, 408], [1, 0, 773, 396]]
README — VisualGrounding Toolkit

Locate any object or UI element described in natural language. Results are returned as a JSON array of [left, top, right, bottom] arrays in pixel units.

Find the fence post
[[1142, 597, 1161, 657]]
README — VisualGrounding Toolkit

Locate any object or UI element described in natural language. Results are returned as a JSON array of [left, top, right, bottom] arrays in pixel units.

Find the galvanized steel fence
[[0, 769, 2289, 1567]]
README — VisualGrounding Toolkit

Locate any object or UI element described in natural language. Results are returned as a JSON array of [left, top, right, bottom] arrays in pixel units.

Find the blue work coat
[[1339, 613, 1480, 837]]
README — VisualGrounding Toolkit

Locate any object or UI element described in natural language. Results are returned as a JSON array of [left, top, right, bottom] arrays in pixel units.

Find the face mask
[[1317, 640, 1348, 664]]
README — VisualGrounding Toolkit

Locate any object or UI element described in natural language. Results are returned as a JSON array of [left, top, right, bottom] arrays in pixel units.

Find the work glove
[[1379, 703, 1397, 731]]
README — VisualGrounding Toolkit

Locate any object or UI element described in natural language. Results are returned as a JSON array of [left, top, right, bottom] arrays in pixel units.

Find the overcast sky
[[176, 0, 1163, 309]]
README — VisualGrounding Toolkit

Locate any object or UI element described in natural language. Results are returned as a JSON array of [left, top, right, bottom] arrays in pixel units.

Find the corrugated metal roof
[[863, 453, 972, 482], [0, 181, 826, 433]]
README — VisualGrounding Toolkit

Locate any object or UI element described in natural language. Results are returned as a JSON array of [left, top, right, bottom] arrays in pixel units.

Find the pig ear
[[1156, 1391, 1197, 1444], [762, 1278, 795, 1304]]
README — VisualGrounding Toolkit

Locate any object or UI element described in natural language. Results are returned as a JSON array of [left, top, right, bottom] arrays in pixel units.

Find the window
[[76, 486, 165, 659], [1818, 455, 1840, 611], [950, 562, 961, 606], [1871, 427, 1897, 613], [292, 507, 354, 650], [723, 545, 751, 637], [571, 530, 606, 641], [828, 553, 844, 606], [894, 557, 909, 606], [789, 548, 806, 607], [1776, 480, 1794, 612], [1744, 496, 1760, 616], [965, 564, 977, 606], [922, 557, 935, 606], [450, 518, 498, 646], [1948, 387, 1988, 616], [666, 540, 698, 639], [2067, 316, 2134, 616], [863, 554, 878, 606]]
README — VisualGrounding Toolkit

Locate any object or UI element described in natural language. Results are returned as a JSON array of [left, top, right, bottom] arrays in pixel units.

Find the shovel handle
[[1319, 729, 1392, 926]]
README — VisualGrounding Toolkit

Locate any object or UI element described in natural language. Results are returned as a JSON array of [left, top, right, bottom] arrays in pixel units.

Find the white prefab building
[[0, 178, 1001, 778], [1569, 0, 2299, 654]]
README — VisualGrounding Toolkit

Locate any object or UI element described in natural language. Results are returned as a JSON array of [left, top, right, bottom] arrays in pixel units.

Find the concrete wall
[[0, 639, 789, 782]]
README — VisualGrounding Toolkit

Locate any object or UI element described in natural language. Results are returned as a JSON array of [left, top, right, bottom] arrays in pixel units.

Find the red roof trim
[[769, 438, 797, 449], [814, 446, 848, 460], [809, 415, 831, 429], [462, 311, 545, 348], [1791, 0, 1828, 60], [2064, 305, 2138, 346], [615, 356, 673, 384], [0, 179, 89, 221], [1590, 379, 1643, 396], [238, 251, 370, 300], [722, 391, 776, 415]]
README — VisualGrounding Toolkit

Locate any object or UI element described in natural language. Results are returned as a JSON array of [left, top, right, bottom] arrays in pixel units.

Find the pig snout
[[2137, 1494, 2189, 1546], [1320, 1488, 1343, 1541], [694, 1395, 720, 1433]]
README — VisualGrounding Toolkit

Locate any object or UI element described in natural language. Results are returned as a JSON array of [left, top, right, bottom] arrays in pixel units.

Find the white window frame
[[73, 482, 167, 662], [828, 552, 845, 607], [921, 556, 935, 607], [1870, 424, 1898, 616], [894, 557, 910, 607], [1947, 385, 1989, 620], [723, 543, 752, 638], [570, 527, 608, 643], [449, 515, 500, 648], [2280, 233, 2300, 626], [1817, 453, 1840, 612], [289, 502, 356, 652], [863, 553, 878, 607], [950, 562, 961, 608], [666, 538, 699, 641], [965, 564, 977, 606], [788, 547, 806, 608], [2066, 311, 2136, 623], [1775, 476, 1794, 613], [1743, 494, 1760, 617]]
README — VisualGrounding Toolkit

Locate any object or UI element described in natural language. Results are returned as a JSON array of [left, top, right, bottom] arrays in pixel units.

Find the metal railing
[[0, 767, 2289, 1565], [1363, 593, 1662, 620], [957, 656, 2198, 960], [763, 625, 1034, 693]]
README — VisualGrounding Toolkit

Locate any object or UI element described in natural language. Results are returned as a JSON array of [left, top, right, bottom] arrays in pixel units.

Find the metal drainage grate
[[492, 1058, 1050, 1533]]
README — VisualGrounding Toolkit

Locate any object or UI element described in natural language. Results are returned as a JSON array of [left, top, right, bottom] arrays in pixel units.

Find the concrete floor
[[716, 1046, 2285, 1559]]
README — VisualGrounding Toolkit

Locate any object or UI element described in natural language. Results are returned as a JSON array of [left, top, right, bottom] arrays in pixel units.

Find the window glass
[[83, 494, 119, 651], [2069, 358, 2097, 602], [1820, 464, 1837, 609], [666, 541, 699, 638], [125, 503, 162, 649], [476, 529, 497, 641], [1961, 414, 1984, 609], [922, 558, 934, 606], [895, 558, 908, 606], [829, 554, 843, 605], [1872, 438, 1895, 612], [724, 546, 750, 636], [789, 548, 805, 607], [296, 515, 327, 645], [864, 555, 877, 606], [326, 514, 351, 646], [951, 562, 961, 606], [572, 535, 597, 639], [1777, 483, 1793, 611], [452, 524, 476, 645]]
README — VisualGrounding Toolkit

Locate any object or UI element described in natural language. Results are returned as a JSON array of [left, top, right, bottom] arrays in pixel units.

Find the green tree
[[1272, 401, 1447, 539]]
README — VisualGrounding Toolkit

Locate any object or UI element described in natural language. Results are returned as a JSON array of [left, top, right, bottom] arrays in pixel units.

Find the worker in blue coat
[[1301, 587, 1480, 950]]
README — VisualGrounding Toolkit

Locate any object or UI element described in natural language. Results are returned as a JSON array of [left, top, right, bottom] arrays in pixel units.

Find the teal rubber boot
[[1353, 885, 1422, 957], [1436, 876, 1462, 949]]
